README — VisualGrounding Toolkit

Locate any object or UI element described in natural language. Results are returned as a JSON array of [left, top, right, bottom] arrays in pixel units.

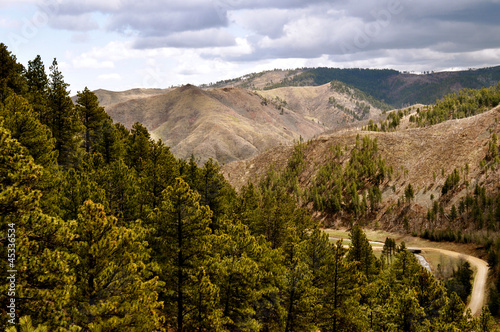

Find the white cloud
[[0, 17, 20, 28], [134, 28, 236, 49], [3, 0, 499, 93], [72, 56, 114, 69], [49, 13, 99, 31], [97, 73, 121, 80]]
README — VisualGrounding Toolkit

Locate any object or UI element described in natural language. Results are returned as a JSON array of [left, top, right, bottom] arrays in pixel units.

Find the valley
[[2, 42, 500, 330]]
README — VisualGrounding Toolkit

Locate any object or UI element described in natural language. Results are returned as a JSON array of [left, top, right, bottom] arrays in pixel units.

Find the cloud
[[72, 55, 114, 69], [0, 17, 20, 29], [98, 73, 122, 80], [133, 28, 236, 49], [218, 0, 500, 64], [11, 0, 499, 94], [48, 13, 99, 31], [107, 4, 228, 37], [35, 0, 500, 64], [71, 33, 90, 43]]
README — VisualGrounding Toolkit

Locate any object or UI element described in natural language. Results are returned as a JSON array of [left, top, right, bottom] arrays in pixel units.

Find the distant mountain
[[92, 88, 172, 107], [255, 81, 388, 129], [97, 65, 500, 165], [207, 66, 500, 108], [104, 85, 326, 164], [101, 81, 390, 164]]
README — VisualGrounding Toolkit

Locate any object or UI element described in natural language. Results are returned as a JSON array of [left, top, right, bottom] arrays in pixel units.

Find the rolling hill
[[104, 84, 327, 164], [97, 65, 500, 166], [207, 66, 500, 107], [102, 82, 388, 164], [92, 88, 172, 107], [222, 105, 500, 231]]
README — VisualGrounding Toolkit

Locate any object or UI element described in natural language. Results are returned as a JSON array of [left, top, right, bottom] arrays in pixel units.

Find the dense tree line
[[412, 84, 500, 127], [0, 43, 496, 331]]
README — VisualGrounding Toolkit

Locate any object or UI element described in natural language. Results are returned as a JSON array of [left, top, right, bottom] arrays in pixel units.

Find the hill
[[207, 66, 500, 108], [92, 88, 172, 107], [105, 84, 326, 164], [223, 105, 500, 232], [256, 81, 389, 129], [103, 82, 391, 164]]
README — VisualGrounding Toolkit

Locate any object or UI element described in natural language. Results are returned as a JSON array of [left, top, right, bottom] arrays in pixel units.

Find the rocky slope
[[223, 106, 500, 230], [102, 82, 387, 164], [93, 88, 172, 107], [105, 84, 326, 164]]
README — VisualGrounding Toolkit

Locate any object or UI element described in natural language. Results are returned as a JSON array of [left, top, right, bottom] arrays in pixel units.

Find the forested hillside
[[0, 43, 497, 331], [209, 66, 500, 108], [223, 83, 500, 321]]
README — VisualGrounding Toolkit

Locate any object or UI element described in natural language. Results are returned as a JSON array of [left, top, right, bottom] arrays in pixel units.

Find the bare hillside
[[256, 83, 384, 128], [105, 85, 325, 164], [93, 88, 172, 107], [203, 69, 304, 90], [223, 106, 500, 230]]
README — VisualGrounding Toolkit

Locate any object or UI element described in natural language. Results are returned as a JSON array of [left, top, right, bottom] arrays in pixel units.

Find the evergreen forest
[[0, 43, 497, 331]]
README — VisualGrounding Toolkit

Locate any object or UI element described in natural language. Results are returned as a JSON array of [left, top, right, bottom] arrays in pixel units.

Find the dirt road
[[419, 247, 488, 316], [328, 232, 489, 316]]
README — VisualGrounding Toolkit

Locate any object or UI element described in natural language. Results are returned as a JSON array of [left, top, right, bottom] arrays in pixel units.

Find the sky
[[1, 0, 500, 94]]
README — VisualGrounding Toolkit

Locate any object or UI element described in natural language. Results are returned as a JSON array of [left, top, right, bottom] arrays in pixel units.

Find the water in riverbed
[[414, 253, 432, 272]]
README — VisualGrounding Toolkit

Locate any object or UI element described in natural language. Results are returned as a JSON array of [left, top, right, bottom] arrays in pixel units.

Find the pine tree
[[317, 240, 359, 332], [149, 178, 214, 331], [450, 204, 458, 221], [301, 228, 332, 290], [75, 87, 110, 153], [139, 139, 178, 213], [404, 183, 415, 203], [347, 224, 378, 278], [189, 267, 226, 331], [211, 220, 264, 330], [60, 167, 107, 221], [282, 236, 317, 332], [97, 120, 124, 163], [25, 55, 50, 124], [387, 288, 425, 332], [47, 58, 82, 167], [126, 122, 151, 172], [438, 292, 469, 330], [0, 43, 26, 104], [68, 200, 164, 330], [100, 159, 139, 224], [5, 316, 49, 332], [0, 124, 76, 329], [1, 93, 57, 167], [200, 159, 233, 230]]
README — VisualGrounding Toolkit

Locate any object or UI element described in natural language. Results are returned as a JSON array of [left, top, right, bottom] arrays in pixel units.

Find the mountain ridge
[[102, 82, 387, 164], [104, 84, 327, 164], [205, 66, 500, 107], [222, 105, 500, 231]]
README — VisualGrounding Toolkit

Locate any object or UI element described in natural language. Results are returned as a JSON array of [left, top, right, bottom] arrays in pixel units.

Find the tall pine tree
[[25, 55, 49, 124], [150, 178, 217, 331], [75, 87, 110, 154], [68, 200, 164, 330], [47, 59, 82, 167]]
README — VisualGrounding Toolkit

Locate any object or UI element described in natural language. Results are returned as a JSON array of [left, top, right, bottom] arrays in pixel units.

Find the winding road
[[329, 235, 489, 316], [418, 247, 488, 316]]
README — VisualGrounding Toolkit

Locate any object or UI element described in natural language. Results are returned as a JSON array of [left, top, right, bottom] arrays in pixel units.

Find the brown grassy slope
[[256, 83, 384, 128], [105, 84, 326, 164], [222, 106, 500, 229], [205, 69, 304, 90], [93, 88, 171, 107]]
